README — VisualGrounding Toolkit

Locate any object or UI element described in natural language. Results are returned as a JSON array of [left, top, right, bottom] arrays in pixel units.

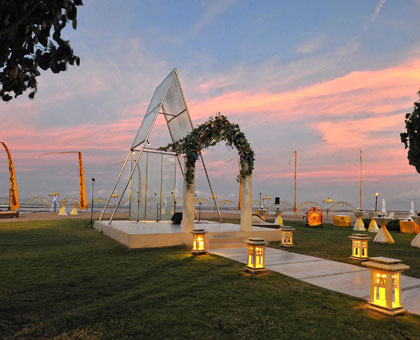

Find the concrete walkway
[[210, 247, 420, 316]]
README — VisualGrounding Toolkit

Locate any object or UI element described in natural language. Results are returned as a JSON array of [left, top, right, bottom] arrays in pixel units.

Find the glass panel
[[143, 153, 160, 220], [130, 105, 159, 149], [146, 71, 174, 116], [130, 70, 175, 149], [129, 152, 176, 221], [129, 151, 145, 220], [162, 74, 186, 118], [161, 155, 176, 220], [163, 74, 192, 142], [167, 112, 192, 142]]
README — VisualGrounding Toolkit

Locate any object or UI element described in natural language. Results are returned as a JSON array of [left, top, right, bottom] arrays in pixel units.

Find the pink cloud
[[252, 157, 415, 184], [314, 114, 404, 149], [2, 55, 420, 199], [189, 58, 420, 120]]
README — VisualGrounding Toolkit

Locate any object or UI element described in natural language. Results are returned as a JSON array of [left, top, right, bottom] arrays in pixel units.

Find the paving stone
[[267, 259, 366, 280], [303, 271, 370, 298], [209, 246, 420, 316], [402, 287, 420, 315]]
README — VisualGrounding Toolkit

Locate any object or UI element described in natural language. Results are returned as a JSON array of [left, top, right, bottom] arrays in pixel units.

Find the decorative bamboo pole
[[360, 149, 362, 210], [293, 150, 297, 215], [238, 158, 242, 210]]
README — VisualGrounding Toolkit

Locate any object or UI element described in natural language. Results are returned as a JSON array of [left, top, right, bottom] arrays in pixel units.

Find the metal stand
[[154, 192, 159, 222], [137, 191, 140, 222], [85, 178, 95, 228], [195, 194, 202, 221], [172, 191, 176, 214]]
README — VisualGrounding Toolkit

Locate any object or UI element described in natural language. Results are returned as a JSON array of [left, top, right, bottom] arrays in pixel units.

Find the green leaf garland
[[159, 114, 255, 188]]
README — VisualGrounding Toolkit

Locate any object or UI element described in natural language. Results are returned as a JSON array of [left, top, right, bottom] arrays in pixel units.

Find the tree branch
[[0, 1, 41, 37]]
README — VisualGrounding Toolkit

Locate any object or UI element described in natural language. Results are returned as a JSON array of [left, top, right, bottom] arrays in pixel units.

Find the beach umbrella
[[111, 193, 119, 206], [49, 192, 59, 196], [262, 195, 272, 209], [195, 197, 208, 205], [219, 199, 235, 207], [323, 197, 334, 216], [209, 195, 218, 213]]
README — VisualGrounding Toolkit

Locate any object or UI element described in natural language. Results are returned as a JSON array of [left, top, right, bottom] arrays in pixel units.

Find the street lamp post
[[375, 193, 379, 212]]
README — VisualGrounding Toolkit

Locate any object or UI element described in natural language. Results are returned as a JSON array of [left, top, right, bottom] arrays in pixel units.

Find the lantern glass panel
[[362, 241, 368, 257], [374, 273, 387, 307], [392, 274, 400, 307], [248, 246, 254, 267], [255, 246, 263, 268], [196, 235, 204, 250]]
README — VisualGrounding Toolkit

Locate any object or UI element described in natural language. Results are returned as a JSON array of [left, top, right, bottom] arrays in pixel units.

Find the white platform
[[94, 220, 284, 249]]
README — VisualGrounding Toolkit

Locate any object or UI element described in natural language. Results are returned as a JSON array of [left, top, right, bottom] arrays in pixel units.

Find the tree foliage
[[0, 0, 83, 101], [401, 91, 420, 173]]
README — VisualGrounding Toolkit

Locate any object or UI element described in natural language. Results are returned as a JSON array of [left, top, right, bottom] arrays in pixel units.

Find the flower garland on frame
[[159, 114, 255, 188]]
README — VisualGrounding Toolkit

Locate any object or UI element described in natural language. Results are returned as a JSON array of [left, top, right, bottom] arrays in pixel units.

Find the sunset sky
[[1, 0, 420, 210]]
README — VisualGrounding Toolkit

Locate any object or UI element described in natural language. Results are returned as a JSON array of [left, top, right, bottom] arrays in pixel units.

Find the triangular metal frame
[[99, 68, 222, 224]]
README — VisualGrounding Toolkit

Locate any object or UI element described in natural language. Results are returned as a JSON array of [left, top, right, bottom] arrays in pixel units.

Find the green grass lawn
[[268, 220, 420, 278], [1, 219, 420, 339]]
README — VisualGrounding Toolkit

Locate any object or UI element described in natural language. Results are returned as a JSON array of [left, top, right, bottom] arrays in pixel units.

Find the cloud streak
[[296, 36, 325, 54], [190, 0, 237, 36], [368, 0, 386, 26], [339, 0, 387, 55]]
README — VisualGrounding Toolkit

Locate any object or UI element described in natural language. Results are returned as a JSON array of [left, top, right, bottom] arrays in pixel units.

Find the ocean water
[[0, 203, 411, 217], [0, 203, 130, 214]]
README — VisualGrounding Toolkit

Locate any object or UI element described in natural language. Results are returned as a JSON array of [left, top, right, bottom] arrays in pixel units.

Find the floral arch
[[160, 114, 255, 187]]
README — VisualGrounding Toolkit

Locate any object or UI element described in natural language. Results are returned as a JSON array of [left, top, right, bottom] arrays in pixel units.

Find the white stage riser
[[94, 221, 283, 249]]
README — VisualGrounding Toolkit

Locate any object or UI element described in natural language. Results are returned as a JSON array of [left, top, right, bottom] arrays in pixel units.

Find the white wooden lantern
[[191, 229, 207, 255], [349, 234, 371, 260], [362, 257, 410, 316], [245, 238, 268, 274], [280, 227, 295, 247]]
